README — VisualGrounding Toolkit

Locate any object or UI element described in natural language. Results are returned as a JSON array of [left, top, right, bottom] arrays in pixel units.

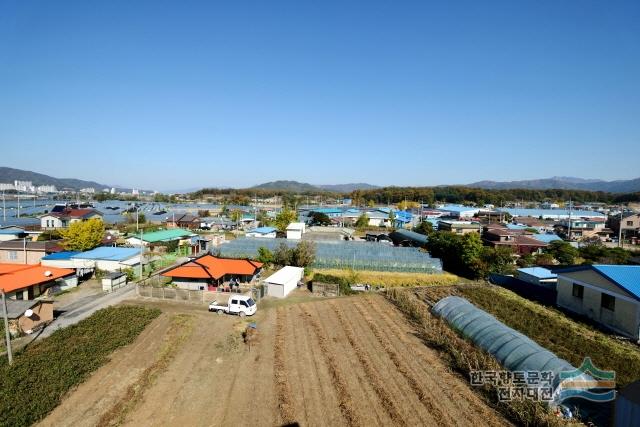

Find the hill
[[0, 166, 110, 191], [250, 180, 322, 192], [468, 176, 640, 193], [316, 183, 379, 192]]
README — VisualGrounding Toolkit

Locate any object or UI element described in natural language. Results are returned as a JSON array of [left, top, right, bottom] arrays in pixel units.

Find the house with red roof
[[0, 263, 75, 300], [40, 207, 103, 229], [161, 254, 263, 291]]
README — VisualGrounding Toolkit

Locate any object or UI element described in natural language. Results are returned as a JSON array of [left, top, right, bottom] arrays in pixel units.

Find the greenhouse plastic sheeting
[[217, 238, 442, 273], [432, 296, 593, 400]]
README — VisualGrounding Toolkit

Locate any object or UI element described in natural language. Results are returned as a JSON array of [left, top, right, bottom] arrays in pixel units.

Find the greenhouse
[[217, 238, 443, 273], [432, 296, 595, 405]]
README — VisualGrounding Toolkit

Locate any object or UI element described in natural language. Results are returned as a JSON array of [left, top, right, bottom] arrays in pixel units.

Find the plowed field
[[39, 296, 507, 426]]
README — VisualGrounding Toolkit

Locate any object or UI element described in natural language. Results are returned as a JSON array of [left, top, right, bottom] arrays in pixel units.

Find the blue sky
[[0, 0, 638, 191]]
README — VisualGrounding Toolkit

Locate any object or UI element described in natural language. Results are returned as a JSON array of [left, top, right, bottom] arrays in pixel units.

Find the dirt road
[[40, 295, 507, 426]]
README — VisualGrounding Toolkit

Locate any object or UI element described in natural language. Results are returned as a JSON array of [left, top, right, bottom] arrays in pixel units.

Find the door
[[229, 298, 239, 314]]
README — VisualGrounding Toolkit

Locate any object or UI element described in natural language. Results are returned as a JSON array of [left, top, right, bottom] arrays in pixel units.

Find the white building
[[36, 185, 57, 193], [14, 180, 34, 192], [286, 222, 306, 239], [0, 183, 16, 191], [80, 187, 95, 194], [265, 266, 304, 298], [246, 227, 277, 238]]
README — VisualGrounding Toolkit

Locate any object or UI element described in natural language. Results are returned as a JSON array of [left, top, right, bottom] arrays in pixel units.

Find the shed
[[71, 247, 141, 272], [102, 271, 127, 293], [4, 299, 54, 336], [264, 266, 304, 298], [286, 222, 306, 240], [246, 226, 277, 238]]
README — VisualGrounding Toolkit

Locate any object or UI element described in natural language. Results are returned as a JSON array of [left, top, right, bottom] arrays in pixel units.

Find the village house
[[161, 254, 263, 290], [0, 263, 75, 300], [0, 240, 62, 264], [555, 265, 640, 340], [482, 226, 548, 255], [437, 220, 481, 235], [164, 213, 201, 230], [245, 226, 277, 238], [610, 213, 640, 244], [40, 206, 103, 229], [125, 228, 195, 247], [554, 220, 614, 242]]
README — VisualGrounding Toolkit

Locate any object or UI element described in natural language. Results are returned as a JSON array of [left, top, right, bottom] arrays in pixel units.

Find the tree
[[230, 209, 243, 223], [413, 220, 433, 236], [197, 209, 210, 218], [273, 242, 293, 266], [367, 200, 376, 208], [60, 218, 105, 251], [387, 210, 396, 228], [398, 200, 420, 210], [291, 241, 316, 267], [355, 213, 369, 229], [274, 208, 297, 232], [544, 240, 578, 265], [257, 246, 274, 265], [535, 253, 555, 266], [309, 212, 331, 226]]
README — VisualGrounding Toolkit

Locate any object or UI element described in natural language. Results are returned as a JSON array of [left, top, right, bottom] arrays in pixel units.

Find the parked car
[[209, 295, 257, 317]]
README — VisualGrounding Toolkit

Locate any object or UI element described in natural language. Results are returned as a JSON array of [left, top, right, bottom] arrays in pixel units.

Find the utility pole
[[17, 192, 20, 218], [139, 229, 144, 279], [2, 190, 5, 222], [1, 290, 13, 365], [567, 198, 572, 242], [618, 209, 623, 248]]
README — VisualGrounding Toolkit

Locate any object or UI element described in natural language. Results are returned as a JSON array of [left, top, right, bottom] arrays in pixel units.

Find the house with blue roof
[[246, 226, 277, 238], [555, 265, 640, 340]]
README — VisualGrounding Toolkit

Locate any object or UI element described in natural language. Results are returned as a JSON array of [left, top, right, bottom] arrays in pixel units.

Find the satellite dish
[[44, 270, 52, 277], [24, 309, 34, 318]]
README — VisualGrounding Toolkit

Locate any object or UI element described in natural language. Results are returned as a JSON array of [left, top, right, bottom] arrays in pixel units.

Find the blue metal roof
[[0, 226, 25, 235], [72, 247, 140, 261], [247, 226, 277, 234], [531, 233, 563, 243], [556, 265, 640, 300], [41, 251, 80, 260], [517, 267, 557, 279], [436, 205, 479, 213], [592, 265, 640, 300], [312, 208, 343, 215], [498, 208, 605, 218]]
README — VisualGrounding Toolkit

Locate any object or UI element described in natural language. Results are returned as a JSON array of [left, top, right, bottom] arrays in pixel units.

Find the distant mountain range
[[0, 166, 111, 191], [250, 180, 379, 193], [467, 176, 640, 193]]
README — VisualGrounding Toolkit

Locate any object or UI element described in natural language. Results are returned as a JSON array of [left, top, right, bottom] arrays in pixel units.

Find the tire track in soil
[[274, 307, 296, 425], [299, 304, 361, 427], [368, 295, 508, 426], [351, 300, 456, 426], [327, 301, 406, 426]]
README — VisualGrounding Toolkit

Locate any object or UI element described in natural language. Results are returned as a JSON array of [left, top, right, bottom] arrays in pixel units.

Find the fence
[[136, 281, 260, 305]]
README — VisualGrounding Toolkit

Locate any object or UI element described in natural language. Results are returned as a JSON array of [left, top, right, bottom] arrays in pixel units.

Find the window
[[8, 251, 17, 261], [231, 299, 238, 305], [572, 283, 584, 299], [601, 293, 615, 311], [240, 300, 248, 307], [627, 221, 634, 226]]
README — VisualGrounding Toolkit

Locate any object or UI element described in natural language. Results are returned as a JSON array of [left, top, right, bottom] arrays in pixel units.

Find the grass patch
[[453, 285, 640, 389], [385, 288, 563, 426], [0, 305, 161, 427], [313, 268, 458, 288]]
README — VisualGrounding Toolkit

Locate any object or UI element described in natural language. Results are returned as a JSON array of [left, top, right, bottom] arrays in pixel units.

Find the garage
[[265, 266, 304, 298]]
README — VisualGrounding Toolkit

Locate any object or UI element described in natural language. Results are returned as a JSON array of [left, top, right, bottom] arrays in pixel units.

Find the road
[[38, 284, 136, 339]]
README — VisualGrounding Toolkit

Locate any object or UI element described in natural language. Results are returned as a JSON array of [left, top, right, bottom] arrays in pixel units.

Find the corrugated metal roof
[[592, 265, 640, 299], [139, 228, 194, 243], [531, 234, 562, 243], [517, 267, 557, 279], [41, 251, 80, 260], [247, 227, 277, 234], [72, 247, 139, 261]]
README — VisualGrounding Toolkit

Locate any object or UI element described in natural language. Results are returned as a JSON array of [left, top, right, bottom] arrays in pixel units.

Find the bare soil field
[[40, 295, 507, 427]]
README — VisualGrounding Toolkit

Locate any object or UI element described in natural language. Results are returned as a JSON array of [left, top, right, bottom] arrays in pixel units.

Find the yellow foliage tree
[[60, 218, 105, 251]]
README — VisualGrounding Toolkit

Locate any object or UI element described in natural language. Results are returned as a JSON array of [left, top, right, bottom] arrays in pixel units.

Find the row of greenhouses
[[217, 238, 443, 273]]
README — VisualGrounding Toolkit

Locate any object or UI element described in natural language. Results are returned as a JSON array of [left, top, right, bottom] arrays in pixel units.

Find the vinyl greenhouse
[[217, 238, 443, 273]]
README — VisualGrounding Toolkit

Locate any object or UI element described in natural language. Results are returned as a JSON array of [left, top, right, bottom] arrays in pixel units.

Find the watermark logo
[[469, 370, 554, 402], [557, 357, 616, 403]]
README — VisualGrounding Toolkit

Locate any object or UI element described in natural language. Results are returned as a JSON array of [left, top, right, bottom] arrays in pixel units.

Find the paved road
[[38, 284, 136, 339]]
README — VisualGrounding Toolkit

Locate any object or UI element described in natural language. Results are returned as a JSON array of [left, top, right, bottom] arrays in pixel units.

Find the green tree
[[544, 240, 578, 265], [309, 212, 331, 226], [230, 209, 243, 223], [355, 213, 369, 229], [257, 246, 274, 265], [274, 208, 297, 232], [60, 218, 105, 251], [387, 210, 396, 228], [273, 242, 293, 266], [413, 220, 433, 236]]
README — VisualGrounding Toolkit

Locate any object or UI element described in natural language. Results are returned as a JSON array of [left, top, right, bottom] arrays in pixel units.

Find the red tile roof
[[0, 263, 74, 293], [162, 255, 263, 280]]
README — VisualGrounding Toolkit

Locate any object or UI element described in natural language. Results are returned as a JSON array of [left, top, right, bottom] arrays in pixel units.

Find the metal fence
[[136, 282, 260, 305]]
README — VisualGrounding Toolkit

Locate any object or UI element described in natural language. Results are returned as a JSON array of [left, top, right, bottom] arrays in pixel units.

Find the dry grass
[[384, 288, 564, 427], [312, 269, 458, 288]]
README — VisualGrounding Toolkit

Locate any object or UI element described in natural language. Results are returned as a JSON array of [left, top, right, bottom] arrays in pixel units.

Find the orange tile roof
[[0, 263, 74, 293], [162, 255, 263, 280]]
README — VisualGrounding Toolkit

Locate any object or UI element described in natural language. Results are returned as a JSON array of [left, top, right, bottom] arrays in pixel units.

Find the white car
[[209, 295, 257, 317]]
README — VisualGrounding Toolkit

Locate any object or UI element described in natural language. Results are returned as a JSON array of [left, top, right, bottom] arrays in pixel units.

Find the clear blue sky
[[1, 0, 638, 191]]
